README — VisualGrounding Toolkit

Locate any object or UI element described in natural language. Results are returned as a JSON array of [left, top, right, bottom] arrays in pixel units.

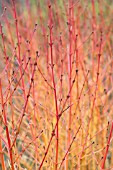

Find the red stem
[[101, 121, 113, 169], [48, 5, 59, 169], [66, 1, 73, 168]]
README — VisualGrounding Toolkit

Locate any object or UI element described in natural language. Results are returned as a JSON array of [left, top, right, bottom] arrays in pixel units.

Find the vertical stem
[[48, 5, 59, 170], [92, 0, 96, 76], [66, 1, 72, 168], [0, 138, 5, 170], [75, 35, 79, 107], [101, 121, 113, 169]]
